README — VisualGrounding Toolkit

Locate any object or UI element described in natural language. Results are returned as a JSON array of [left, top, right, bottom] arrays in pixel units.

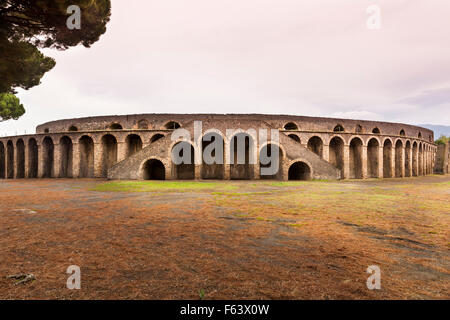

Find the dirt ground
[[0, 176, 449, 300]]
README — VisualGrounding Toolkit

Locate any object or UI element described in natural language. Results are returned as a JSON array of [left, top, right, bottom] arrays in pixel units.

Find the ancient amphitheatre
[[0, 114, 437, 181]]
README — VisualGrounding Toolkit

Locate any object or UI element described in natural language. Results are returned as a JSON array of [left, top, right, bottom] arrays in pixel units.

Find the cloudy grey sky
[[2, 0, 450, 136]]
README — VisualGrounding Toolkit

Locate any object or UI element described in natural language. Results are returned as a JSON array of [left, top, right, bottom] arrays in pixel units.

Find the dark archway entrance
[[60, 136, 73, 178], [42, 137, 54, 178], [0, 142, 5, 179], [16, 139, 25, 178], [367, 138, 379, 178], [329, 136, 344, 178], [6, 140, 14, 179], [307, 136, 323, 158], [79, 136, 94, 178], [349, 137, 363, 179], [143, 159, 165, 180], [126, 134, 143, 157], [201, 133, 224, 179], [28, 138, 38, 178], [172, 142, 195, 180], [383, 139, 392, 178], [230, 133, 254, 180], [101, 134, 118, 177], [288, 162, 311, 180]]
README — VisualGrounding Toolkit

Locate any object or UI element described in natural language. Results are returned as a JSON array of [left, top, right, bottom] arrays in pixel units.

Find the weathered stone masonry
[[0, 114, 437, 181]]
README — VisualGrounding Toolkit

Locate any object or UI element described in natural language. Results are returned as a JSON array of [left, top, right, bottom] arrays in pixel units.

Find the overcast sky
[[2, 0, 450, 136]]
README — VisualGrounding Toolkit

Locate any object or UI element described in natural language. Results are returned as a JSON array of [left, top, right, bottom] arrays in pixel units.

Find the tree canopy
[[0, 0, 111, 121], [0, 93, 25, 122]]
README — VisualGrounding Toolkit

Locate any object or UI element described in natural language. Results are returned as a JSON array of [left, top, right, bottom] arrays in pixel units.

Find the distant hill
[[419, 124, 450, 139]]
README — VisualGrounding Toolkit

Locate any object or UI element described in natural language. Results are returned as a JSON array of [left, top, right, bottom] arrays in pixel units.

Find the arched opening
[[395, 140, 403, 178], [28, 138, 38, 178], [79, 136, 94, 178], [0, 142, 5, 179], [201, 132, 224, 179], [172, 142, 195, 179], [329, 136, 344, 178], [110, 123, 123, 130], [16, 139, 25, 178], [333, 124, 345, 133], [418, 144, 423, 175], [60, 136, 73, 178], [367, 138, 379, 178], [259, 144, 283, 180], [143, 159, 165, 180], [137, 119, 148, 129], [307, 136, 323, 157], [101, 134, 118, 177], [405, 141, 411, 177], [284, 122, 298, 130], [165, 121, 181, 130], [349, 137, 363, 179], [68, 125, 78, 132], [6, 141, 14, 179], [372, 127, 380, 134], [288, 162, 311, 180], [399, 129, 405, 136], [383, 139, 393, 178], [44, 128, 50, 133], [150, 134, 164, 143], [42, 137, 54, 178], [355, 124, 363, 133], [412, 142, 418, 176], [418, 132, 422, 139], [230, 133, 254, 180], [288, 134, 300, 143], [126, 134, 143, 157]]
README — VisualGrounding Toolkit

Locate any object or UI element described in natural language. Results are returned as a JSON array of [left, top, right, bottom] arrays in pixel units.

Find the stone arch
[[405, 140, 411, 177], [329, 136, 344, 178], [0, 141, 5, 179], [201, 132, 225, 179], [42, 137, 54, 178], [418, 143, 423, 175], [44, 128, 50, 133], [372, 127, 380, 134], [367, 138, 379, 178], [283, 122, 298, 130], [355, 124, 363, 133], [150, 134, 164, 143], [383, 138, 393, 178], [288, 161, 311, 180], [137, 119, 149, 129], [28, 138, 38, 178], [171, 141, 195, 179], [165, 121, 181, 130], [229, 132, 255, 180], [395, 139, 403, 178], [143, 159, 165, 180], [333, 124, 345, 133], [288, 134, 300, 143], [399, 129, 405, 136], [412, 141, 418, 176], [101, 134, 118, 177], [79, 135, 94, 178], [6, 140, 14, 179], [418, 132, 422, 139], [16, 139, 25, 178], [60, 136, 73, 178], [68, 125, 78, 132], [109, 123, 123, 130], [259, 143, 283, 180], [349, 137, 363, 179], [307, 136, 323, 158], [126, 134, 143, 157]]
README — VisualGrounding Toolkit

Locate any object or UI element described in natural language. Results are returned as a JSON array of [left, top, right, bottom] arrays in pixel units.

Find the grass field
[[0, 176, 449, 299]]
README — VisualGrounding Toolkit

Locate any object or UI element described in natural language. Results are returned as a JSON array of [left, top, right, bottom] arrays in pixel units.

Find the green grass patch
[[91, 181, 238, 192]]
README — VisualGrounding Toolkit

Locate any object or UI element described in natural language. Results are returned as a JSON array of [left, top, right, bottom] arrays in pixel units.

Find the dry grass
[[0, 176, 449, 299]]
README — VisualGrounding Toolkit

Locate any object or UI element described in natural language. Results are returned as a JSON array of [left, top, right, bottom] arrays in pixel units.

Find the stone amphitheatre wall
[[0, 114, 437, 181]]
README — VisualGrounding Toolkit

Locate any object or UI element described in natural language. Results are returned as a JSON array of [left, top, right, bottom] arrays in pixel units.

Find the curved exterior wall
[[0, 114, 437, 181]]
